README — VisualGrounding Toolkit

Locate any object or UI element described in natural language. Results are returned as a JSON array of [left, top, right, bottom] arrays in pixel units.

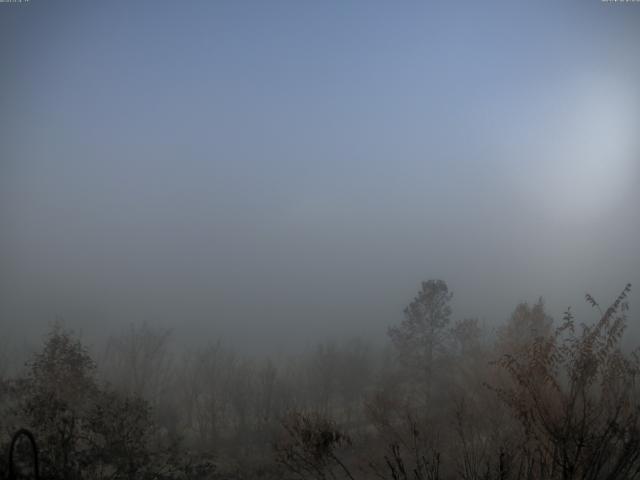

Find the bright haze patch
[[521, 73, 639, 223]]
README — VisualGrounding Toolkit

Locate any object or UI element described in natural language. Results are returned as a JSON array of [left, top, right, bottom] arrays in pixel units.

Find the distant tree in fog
[[178, 342, 236, 451], [335, 338, 372, 424], [388, 279, 453, 404], [495, 299, 553, 355], [103, 323, 174, 404], [308, 343, 340, 416], [450, 317, 483, 356], [388, 280, 453, 368]]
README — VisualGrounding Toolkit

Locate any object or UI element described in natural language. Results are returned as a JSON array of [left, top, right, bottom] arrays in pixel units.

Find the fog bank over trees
[[2, 0, 640, 478], [2, 280, 639, 479]]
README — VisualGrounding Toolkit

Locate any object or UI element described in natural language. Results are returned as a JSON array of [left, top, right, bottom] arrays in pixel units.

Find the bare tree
[[275, 410, 355, 480], [493, 284, 640, 479]]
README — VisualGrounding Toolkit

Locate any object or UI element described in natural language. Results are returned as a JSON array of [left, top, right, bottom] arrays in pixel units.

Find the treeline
[[1, 280, 638, 480]]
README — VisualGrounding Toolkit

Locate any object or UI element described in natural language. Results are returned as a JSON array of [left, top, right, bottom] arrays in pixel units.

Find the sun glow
[[542, 74, 638, 221]]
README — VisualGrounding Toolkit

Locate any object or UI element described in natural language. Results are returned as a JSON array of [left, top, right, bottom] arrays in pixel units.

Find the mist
[[1, 1, 640, 479]]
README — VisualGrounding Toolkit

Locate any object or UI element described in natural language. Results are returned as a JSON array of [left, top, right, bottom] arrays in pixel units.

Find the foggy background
[[1, 0, 639, 356]]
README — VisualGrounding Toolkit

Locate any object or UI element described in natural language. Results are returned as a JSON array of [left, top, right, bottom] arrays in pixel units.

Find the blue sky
[[1, 1, 639, 351]]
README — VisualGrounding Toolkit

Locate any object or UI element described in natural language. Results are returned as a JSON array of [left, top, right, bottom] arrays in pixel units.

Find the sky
[[1, 0, 639, 353]]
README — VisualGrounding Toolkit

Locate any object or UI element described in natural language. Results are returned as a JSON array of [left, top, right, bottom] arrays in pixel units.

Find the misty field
[[2, 280, 638, 480]]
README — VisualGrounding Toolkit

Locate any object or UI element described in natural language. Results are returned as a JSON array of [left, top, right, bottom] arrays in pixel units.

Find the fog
[[3, 2, 640, 479], [2, 1, 639, 352]]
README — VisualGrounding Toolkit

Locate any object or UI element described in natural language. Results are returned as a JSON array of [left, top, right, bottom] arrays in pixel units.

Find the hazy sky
[[1, 1, 639, 352]]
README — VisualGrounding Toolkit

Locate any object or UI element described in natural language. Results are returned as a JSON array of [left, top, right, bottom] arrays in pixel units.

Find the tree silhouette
[[388, 279, 453, 403]]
